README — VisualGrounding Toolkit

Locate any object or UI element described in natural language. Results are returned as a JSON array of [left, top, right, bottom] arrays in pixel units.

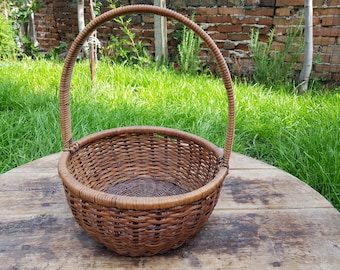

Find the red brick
[[276, 8, 291, 16], [245, 8, 274, 16], [142, 16, 154, 23], [54, 1, 73, 7], [235, 43, 248, 51], [322, 46, 340, 54], [314, 8, 340, 16], [216, 41, 225, 49], [273, 17, 287, 25], [273, 18, 290, 26], [314, 63, 339, 73], [196, 7, 218, 15], [256, 17, 273, 25], [195, 15, 208, 23], [231, 16, 243, 24], [276, 0, 304, 6], [228, 33, 250, 41], [218, 7, 244, 15], [313, 17, 321, 25], [56, 7, 76, 13], [217, 24, 242, 33], [211, 33, 228, 40], [313, 0, 324, 6], [274, 26, 288, 34], [206, 25, 217, 31], [314, 27, 340, 37], [314, 37, 336, 46], [240, 16, 272, 26], [207, 15, 231, 23], [328, 0, 339, 6], [322, 17, 340, 26], [271, 42, 285, 51], [240, 17, 256, 24]]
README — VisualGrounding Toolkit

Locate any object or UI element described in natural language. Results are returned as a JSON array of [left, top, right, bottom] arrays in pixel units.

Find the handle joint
[[64, 141, 80, 153]]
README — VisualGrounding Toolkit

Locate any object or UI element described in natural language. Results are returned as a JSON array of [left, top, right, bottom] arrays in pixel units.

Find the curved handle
[[59, 4, 235, 166]]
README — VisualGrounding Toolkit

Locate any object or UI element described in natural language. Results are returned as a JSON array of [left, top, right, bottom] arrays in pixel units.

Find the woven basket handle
[[59, 4, 235, 167]]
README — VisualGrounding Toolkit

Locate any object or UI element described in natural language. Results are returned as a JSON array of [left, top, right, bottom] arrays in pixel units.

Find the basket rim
[[58, 126, 228, 210]]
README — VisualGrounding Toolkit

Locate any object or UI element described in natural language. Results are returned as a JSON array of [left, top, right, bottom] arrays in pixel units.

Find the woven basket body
[[58, 5, 235, 257]]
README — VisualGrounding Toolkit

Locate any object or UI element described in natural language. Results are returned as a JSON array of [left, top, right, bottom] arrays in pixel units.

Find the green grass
[[1, 59, 339, 210]]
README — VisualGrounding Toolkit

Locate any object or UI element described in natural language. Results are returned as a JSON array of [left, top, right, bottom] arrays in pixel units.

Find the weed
[[101, 0, 151, 65], [0, 13, 17, 60], [248, 22, 304, 88], [175, 18, 202, 74]]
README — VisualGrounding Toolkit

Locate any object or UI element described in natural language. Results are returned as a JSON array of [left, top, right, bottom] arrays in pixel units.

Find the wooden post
[[154, 0, 168, 61]]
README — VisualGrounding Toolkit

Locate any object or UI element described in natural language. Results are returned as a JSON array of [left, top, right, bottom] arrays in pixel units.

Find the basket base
[[104, 178, 188, 197]]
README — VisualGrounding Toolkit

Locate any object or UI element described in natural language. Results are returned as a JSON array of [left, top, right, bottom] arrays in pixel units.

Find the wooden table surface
[[1, 152, 340, 269]]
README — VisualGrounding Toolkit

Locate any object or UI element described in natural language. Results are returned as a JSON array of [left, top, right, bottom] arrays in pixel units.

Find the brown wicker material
[[58, 5, 235, 257]]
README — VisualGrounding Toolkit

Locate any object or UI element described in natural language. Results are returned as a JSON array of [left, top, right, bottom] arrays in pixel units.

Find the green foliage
[[103, 16, 151, 65], [0, 14, 17, 60], [46, 42, 67, 61], [233, 81, 340, 209], [6, 0, 43, 26], [248, 23, 304, 87], [176, 23, 202, 74], [19, 35, 39, 58], [1, 60, 339, 210], [92, 1, 102, 16], [101, 0, 151, 65], [1, 0, 43, 58]]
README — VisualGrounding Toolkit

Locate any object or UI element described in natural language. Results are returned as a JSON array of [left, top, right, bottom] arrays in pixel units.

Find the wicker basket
[[58, 5, 235, 257]]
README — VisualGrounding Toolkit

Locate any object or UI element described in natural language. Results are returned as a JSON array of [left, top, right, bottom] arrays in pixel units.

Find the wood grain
[[1, 152, 339, 269]]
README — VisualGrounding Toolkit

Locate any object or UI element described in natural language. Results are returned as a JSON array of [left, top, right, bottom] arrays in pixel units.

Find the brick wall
[[34, 0, 340, 84]]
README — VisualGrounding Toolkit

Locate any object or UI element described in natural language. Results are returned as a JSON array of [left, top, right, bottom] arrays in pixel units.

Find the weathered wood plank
[[1, 209, 340, 269], [0, 174, 69, 221], [229, 152, 275, 169], [1, 152, 339, 269], [2, 152, 60, 173], [218, 169, 333, 210]]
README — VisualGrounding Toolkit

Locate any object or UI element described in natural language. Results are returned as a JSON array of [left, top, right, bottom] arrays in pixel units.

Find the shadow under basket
[[58, 5, 235, 257]]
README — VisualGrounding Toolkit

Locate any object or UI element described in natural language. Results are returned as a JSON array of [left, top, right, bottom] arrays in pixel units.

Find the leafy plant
[[47, 42, 68, 61], [0, 13, 17, 60], [3, 0, 43, 58], [20, 35, 39, 58], [176, 23, 202, 74], [6, 0, 42, 26], [101, 0, 151, 65], [248, 22, 304, 87]]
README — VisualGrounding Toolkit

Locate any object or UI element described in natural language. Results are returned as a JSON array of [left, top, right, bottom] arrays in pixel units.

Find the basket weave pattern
[[67, 131, 221, 194], [58, 5, 235, 256], [65, 181, 221, 256]]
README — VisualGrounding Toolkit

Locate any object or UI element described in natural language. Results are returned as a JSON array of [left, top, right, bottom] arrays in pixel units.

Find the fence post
[[154, 0, 168, 61]]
